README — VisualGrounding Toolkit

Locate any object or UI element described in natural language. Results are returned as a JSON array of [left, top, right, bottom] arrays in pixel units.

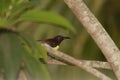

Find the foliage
[[0, 0, 75, 80]]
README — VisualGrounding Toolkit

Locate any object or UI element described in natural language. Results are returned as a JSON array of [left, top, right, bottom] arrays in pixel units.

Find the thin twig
[[43, 44, 112, 80], [47, 59, 111, 69], [64, 0, 120, 79]]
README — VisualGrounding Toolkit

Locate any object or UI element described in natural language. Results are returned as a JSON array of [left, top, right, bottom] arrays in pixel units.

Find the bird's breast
[[53, 45, 60, 50]]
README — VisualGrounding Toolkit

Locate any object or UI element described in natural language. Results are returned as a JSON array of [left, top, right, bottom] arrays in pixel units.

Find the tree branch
[[64, 0, 120, 79], [43, 44, 112, 80], [47, 59, 111, 69]]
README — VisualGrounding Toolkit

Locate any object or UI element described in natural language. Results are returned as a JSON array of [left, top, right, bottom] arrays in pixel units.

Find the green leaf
[[0, 30, 50, 80], [28, 0, 41, 5], [0, 19, 13, 27], [0, 32, 23, 80], [0, 2, 33, 27], [9, 2, 33, 20], [23, 51, 50, 80], [0, 0, 10, 14], [17, 10, 76, 33], [0, 19, 9, 27], [19, 32, 48, 61]]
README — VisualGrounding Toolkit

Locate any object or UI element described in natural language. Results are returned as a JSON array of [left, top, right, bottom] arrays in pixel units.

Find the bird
[[38, 35, 70, 63], [38, 35, 70, 50]]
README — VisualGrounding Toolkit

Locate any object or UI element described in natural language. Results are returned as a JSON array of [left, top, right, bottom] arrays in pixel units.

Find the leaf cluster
[[0, 0, 75, 80]]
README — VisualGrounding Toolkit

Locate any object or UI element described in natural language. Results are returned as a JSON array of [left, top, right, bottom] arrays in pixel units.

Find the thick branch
[[47, 59, 111, 69], [64, 0, 120, 79], [43, 44, 112, 80]]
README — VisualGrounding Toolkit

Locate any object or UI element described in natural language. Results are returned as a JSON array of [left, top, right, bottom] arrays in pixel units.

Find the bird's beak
[[63, 36, 70, 39]]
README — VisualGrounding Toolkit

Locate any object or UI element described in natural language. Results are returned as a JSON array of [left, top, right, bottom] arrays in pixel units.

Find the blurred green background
[[40, 0, 119, 80], [0, 0, 120, 80]]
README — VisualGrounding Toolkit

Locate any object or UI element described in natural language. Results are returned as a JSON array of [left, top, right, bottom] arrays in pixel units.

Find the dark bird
[[38, 35, 70, 64], [38, 35, 70, 50]]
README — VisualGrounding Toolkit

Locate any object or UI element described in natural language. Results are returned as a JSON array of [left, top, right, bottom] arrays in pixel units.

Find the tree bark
[[64, 0, 120, 79]]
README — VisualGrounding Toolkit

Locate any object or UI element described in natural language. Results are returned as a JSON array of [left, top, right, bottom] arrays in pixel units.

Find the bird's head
[[54, 35, 70, 43]]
